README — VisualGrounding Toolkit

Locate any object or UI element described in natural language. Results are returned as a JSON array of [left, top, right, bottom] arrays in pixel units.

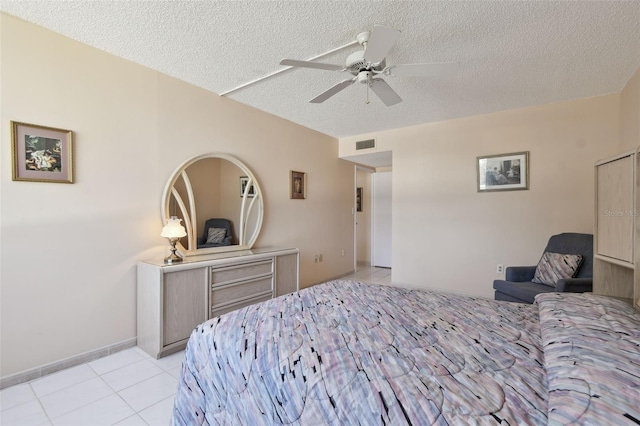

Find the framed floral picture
[[477, 151, 529, 192], [290, 170, 306, 199], [11, 121, 73, 183]]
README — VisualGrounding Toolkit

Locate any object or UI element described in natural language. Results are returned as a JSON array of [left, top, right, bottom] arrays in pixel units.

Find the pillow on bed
[[531, 252, 583, 286], [206, 227, 226, 244]]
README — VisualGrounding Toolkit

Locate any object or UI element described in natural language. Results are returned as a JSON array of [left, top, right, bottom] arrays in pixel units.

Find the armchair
[[197, 218, 233, 249], [493, 233, 593, 303]]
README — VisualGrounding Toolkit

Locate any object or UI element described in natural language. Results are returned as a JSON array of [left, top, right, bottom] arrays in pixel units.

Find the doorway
[[354, 167, 392, 271]]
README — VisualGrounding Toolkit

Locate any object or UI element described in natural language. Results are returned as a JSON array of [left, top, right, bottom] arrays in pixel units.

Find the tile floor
[[0, 267, 390, 426]]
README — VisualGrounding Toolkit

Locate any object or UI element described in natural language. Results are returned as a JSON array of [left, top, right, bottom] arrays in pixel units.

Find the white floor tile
[[88, 348, 145, 376], [166, 365, 182, 380], [0, 399, 50, 425], [39, 377, 113, 419], [118, 373, 177, 412], [0, 383, 37, 411], [30, 364, 98, 398], [138, 395, 175, 426], [148, 351, 185, 372], [101, 359, 163, 392], [50, 394, 134, 426], [113, 414, 148, 425]]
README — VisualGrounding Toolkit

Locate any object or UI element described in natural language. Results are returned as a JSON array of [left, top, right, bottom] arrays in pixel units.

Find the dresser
[[137, 247, 299, 358]]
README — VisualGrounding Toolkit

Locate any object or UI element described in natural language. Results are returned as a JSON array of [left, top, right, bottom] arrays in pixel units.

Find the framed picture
[[239, 176, 255, 197], [477, 151, 529, 192], [11, 121, 73, 183], [290, 170, 306, 199], [356, 187, 363, 212]]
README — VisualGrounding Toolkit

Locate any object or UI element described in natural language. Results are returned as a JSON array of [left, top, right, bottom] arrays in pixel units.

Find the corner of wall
[[620, 66, 640, 152]]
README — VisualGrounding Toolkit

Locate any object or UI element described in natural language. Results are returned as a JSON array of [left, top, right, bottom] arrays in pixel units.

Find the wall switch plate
[[496, 264, 504, 274]]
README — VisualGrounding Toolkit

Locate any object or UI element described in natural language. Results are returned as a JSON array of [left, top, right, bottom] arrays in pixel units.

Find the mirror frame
[[161, 153, 264, 256]]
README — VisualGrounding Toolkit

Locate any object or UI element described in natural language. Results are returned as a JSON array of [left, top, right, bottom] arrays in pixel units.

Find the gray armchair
[[493, 233, 593, 303], [197, 218, 233, 249]]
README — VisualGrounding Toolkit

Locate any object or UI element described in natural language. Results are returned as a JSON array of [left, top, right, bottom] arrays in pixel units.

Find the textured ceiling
[[1, 1, 640, 142]]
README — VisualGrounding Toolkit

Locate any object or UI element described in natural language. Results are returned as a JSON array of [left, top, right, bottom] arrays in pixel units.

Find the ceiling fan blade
[[309, 78, 356, 103], [386, 62, 460, 77], [280, 59, 344, 71], [370, 78, 402, 106], [364, 25, 401, 64]]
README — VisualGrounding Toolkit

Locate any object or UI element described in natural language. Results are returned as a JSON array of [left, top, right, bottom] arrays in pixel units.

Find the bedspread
[[173, 280, 548, 425], [536, 292, 640, 425]]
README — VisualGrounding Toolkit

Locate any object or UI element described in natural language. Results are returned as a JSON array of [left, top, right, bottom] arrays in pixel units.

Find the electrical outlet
[[341, 249, 345, 257], [314, 255, 319, 263], [318, 254, 323, 262], [496, 264, 504, 274]]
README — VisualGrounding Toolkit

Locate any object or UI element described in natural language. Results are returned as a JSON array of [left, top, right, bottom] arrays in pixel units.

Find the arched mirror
[[161, 153, 263, 256]]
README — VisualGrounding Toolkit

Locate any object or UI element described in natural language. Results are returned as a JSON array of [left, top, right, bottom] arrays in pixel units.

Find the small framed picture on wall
[[240, 176, 255, 197], [290, 170, 306, 199], [356, 187, 363, 212], [477, 151, 529, 192], [11, 121, 74, 183]]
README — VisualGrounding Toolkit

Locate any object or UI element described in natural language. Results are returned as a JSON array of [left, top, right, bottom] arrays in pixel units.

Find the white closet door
[[372, 171, 392, 268]]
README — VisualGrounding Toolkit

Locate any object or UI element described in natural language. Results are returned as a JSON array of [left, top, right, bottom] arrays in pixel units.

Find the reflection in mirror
[[161, 153, 263, 256]]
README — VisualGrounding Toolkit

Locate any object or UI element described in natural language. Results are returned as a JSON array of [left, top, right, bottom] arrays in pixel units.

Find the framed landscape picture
[[11, 121, 73, 183], [477, 151, 529, 192]]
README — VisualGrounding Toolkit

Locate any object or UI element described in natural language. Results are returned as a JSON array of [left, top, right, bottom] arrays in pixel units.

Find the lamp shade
[[161, 216, 187, 238]]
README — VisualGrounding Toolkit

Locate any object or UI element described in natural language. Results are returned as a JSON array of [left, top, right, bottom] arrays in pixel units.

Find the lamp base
[[164, 252, 183, 264], [164, 238, 183, 264]]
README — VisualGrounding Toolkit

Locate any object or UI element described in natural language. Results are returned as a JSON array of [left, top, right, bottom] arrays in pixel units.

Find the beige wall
[[0, 14, 354, 377], [341, 95, 621, 298], [620, 67, 640, 152]]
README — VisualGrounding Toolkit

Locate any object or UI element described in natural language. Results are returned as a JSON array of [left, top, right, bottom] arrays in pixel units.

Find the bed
[[172, 280, 640, 425]]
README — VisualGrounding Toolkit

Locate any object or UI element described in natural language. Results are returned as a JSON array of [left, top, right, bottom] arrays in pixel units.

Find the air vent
[[356, 139, 375, 150]]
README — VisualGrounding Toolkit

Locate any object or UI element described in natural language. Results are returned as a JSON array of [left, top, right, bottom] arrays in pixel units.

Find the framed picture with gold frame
[[290, 170, 306, 199], [11, 121, 74, 183]]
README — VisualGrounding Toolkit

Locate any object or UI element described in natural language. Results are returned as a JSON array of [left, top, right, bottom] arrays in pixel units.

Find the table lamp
[[161, 216, 187, 264]]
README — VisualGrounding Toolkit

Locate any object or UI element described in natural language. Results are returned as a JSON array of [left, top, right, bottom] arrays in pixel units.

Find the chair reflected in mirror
[[198, 218, 233, 249]]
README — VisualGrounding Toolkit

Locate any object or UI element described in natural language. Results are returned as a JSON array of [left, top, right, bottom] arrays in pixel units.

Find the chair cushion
[[205, 227, 227, 244], [493, 280, 557, 304], [531, 252, 583, 286]]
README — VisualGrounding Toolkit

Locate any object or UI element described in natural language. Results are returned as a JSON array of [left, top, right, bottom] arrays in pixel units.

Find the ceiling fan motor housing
[[346, 50, 385, 76]]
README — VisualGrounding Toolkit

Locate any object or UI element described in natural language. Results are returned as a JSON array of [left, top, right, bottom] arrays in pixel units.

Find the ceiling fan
[[280, 25, 458, 106]]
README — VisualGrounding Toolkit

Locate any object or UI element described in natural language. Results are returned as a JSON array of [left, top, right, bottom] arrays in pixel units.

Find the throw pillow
[[206, 227, 226, 244], [531, 252, 584, 286]]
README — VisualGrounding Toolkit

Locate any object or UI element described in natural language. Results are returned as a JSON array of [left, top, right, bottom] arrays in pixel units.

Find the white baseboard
[[0, 338, 137, 390]]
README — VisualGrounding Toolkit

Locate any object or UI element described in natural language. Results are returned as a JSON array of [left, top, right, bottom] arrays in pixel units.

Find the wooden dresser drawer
[[211, 292, 273, 318], [210, 260, 273, 285], [211, 276, 272, 308]]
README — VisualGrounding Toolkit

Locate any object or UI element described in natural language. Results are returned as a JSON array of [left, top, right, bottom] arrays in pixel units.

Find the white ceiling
[[1, 1, 639, 142]]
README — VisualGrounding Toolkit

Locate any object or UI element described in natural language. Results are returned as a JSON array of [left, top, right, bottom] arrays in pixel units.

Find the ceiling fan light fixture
[[357, 70, 373, 84]]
